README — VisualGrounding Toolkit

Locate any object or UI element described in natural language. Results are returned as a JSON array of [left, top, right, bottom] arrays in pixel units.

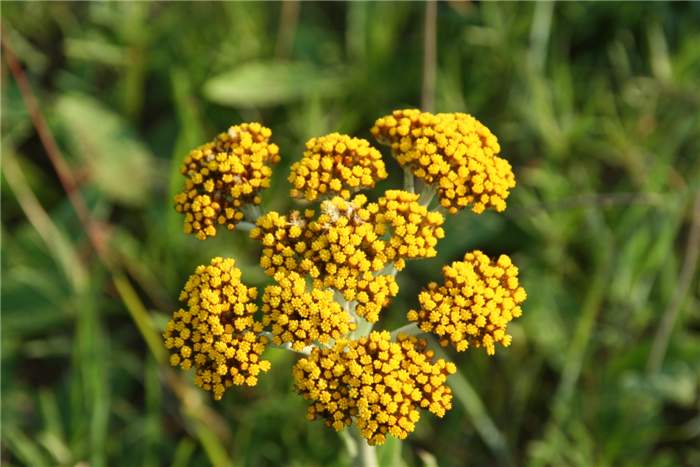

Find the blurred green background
[[2, 2, 699, 466]]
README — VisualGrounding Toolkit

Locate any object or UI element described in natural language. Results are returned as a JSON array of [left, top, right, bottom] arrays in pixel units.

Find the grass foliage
[[2, 2, 700, 466]]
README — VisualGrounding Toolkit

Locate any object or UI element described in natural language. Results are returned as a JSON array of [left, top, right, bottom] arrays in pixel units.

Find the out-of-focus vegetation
[[2, 2, 699, 466]]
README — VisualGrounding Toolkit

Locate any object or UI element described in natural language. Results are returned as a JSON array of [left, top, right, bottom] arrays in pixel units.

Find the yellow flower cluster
[[306, 196, 398, 323], [374, 190, 445, 270], [262, 271, 354, 351], [174, 123, 281, 239], [163, 257, 271, 400], [251, 209, 315, 277], [252, 195, 399, 323], [407, 250, 527, 355], [371, 109, 515, 214], [293, 331, 456, 445], [166, 114, 526, 452], [289, 133, 388, 201]]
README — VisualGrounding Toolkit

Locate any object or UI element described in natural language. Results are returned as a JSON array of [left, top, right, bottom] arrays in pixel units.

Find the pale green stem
[[243, 205, 261, 222], [390, 323, 422, 339], [236, 221, 256, 231], [350, 427, 378, 467], [403, 167, 415, 194], [418, 184, 437, 208], [377, 262, 398, 277], [353, 315, 374, 339], [259, 332, 312, 356]]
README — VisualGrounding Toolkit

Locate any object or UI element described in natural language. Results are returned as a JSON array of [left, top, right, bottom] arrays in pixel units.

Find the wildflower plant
[[165, 109, 526, 461]]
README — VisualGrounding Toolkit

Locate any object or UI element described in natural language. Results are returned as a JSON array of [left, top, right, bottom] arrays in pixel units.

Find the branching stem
[[390, 323, 422, 339]]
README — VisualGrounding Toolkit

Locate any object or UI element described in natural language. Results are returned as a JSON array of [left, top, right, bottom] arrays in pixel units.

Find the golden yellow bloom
[[251, 209, 315, 277], [305, 195, 398, 322], [407, 250, 527, 355], [163, 257, 271, 400], [167, 113, 527, 450], [293, 331, 455, 446], [174, 122, 281, 239], [251, 197, 398, 323], [289, 133, 388, 201], [262, 271, 355, 351], [374, 190, 445, 270], [371, 109, 515, 215]]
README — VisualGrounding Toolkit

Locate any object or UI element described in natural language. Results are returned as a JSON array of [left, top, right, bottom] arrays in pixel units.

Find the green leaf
[[203, 61, 346, 107], [54, 93, 157, 206]]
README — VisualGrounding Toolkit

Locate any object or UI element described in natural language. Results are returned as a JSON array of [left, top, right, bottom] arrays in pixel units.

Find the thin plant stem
[[350, 427, 378, 467], [1, 153, 88, 292], [3, 34, 235, 462], [275, 1, 299, 59], [421, 0, 437, 112], [390, 323, 422, 339], [236, 221, 256, 231], [427, 336, 513, 466], [418, 184, 437, 208], [1, 31, 107, 261], [647, 191, 700, 373], [403, 167, 415, 194], [243, 205, 262, 223]]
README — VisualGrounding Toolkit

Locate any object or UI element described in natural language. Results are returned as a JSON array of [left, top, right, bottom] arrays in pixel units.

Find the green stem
[[403, 167, 415, 194], [418, 184, 437, 208], [350, 427, 378, 467], [236, 221, 256, 231], [390, 323, 422, 339], [243, 205, 261, 223]]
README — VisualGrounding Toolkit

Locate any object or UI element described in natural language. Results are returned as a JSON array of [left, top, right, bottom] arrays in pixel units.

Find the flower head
[[293, 331, 455, 445], [407, 250, 527, 355], [305, 195, 398, 322], [175, 123, 281, 239], [251, 209, 315, 277], [163, 257, 271, 399], [371, 109, 515, 214], [374, 190, 445, 270], [251, 197, 399, 323], [262, 271, 354, 351], [167, 112, 527, 448], [289, 133, 388, 201]]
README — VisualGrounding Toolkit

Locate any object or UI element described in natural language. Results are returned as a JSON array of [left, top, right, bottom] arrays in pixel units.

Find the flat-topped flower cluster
[[165, 109, 526, 445]]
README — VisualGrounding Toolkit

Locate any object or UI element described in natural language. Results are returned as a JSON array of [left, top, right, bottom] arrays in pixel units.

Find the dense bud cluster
[[289, 133, 388, 201], [371, 109, 515, 214], [252, 196, 400, 323], [408, 250, 527, 355], [251, 209, 315, 277], [163, 258, 271, 400], [262, 271, 354, 351], [168, 112, 525, 447], [293, 331, 455, 445], [175, 123, 280, 239], [374, 190, 445, 270], [305, 196, 398, 323]]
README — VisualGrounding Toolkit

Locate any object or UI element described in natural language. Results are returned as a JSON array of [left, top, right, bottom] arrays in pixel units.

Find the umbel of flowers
[[165, 110, 526, 447]]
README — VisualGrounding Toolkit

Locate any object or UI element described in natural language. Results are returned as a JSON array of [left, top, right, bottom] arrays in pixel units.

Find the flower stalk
[[351, 427, 378, 467]]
